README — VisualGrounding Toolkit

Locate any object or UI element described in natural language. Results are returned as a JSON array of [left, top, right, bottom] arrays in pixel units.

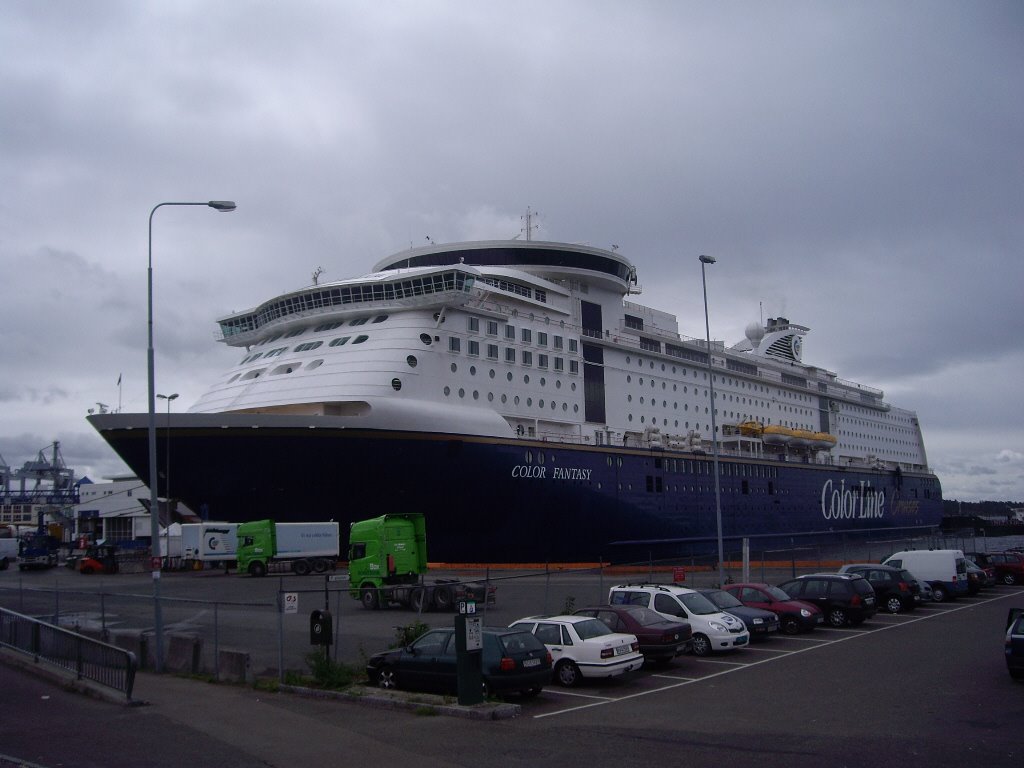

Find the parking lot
[[2, 565, 1021, 767]]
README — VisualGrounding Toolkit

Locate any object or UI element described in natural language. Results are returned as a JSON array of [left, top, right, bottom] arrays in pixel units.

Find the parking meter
[[310, 609, 333, 646], [455, 604, 483, 705]]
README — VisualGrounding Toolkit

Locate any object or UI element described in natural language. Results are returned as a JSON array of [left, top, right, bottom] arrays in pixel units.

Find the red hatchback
[[573, 605, 692, 663], [723, 582, 824, 634]]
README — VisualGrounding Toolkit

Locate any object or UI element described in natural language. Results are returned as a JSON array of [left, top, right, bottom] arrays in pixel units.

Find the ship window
[[468, 340, 480, 357], [349, 317, 369, 326], [419, 333, 432, 346], [392, 378, 402, 391], [468, 317, 479, 332], [449, 337, 461, 353], [285, 328, 305, 338], [315, 321, 343, 332], [538, 354, 548, 369], [538, 332, 548, 347], [353, 335, 369, 344], [487, 321, 499, 336], [294, 341, 323, 352], [522, 351, 532, 366], [444, 386, 451, 396], [306, 360, 323, 370], [330, 336, 351, 347], [553, 335, 563, 350], [521, 328, 532, 344], [487, 344, 498, 360], [505, 325, 516, 340], [241, 368, 266, 380], [406, 355, 418, 368], [489, 369, 495, 378], [451, 363, 458, 373], [505, 348, 516, 363], [228, 373, 241, 383], [373, 315, 388, 323]]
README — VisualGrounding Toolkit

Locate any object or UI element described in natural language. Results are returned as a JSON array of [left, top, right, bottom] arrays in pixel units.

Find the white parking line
[[542, 689, 615, 701], [690, 657, 747, 666], [739, 645, 792, 653], [533, 589, 1022, 720]]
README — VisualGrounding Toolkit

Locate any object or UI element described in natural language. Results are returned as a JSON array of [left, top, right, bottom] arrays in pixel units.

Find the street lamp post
[[148, 201, 235, 672], [699, 254, 725, 588], [157, 392, 178, 506]]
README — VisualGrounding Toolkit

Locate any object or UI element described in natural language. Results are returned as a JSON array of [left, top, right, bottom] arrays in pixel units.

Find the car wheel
[[312, 559, 328, 574], [691, 633, 712, 656], [292, 560, 311, 576], [885, 596, 903, 614], [827, 608, 848, 627], [1003, 573, 1017, 586], [781, 616, 801, 635], [377, 666, 398, 690], [360, 587, 379, 610], [930, 585, 947, 602], [433, 586, 453, 611], [554, 659, 581, 687], [248, 561, 267, 577]]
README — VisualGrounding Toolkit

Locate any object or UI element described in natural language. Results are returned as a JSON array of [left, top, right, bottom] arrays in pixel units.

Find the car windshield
[[765, 586, 792, 601], [626, 606, 674, 626], [704, 589, 743, 609], [679, 592, 719, 615], [573, 618, 613, 639]]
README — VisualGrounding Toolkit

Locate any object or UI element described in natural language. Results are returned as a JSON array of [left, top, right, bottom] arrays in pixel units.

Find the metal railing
[[0, 606, 137, 701]]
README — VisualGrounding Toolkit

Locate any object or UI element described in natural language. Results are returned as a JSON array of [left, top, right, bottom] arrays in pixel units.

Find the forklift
[[78, 544, 118, 575]]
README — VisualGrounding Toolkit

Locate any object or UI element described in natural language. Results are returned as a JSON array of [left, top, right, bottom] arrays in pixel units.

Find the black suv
[[838, 563, 919, 613], [776, 573, 877, 627]]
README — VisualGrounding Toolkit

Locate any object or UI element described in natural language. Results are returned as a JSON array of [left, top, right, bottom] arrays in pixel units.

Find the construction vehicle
[[236, 520, 339, 577], [348, 513, 495, 611], [78, 544, 119, 575]]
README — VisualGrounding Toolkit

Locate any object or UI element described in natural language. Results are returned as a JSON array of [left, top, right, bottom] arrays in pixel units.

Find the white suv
[[609, 584, 749, 656]]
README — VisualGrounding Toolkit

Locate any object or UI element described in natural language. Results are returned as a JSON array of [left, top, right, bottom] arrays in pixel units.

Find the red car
[[573, 605, 692, 663], [723, 582, 823, 634], [970, 552, 1024, 586]]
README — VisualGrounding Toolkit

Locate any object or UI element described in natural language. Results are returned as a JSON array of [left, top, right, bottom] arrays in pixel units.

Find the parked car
[[722, 582, 824, 634], [973, 552, 1024, 586], [508, 615, 643, 687], [776, 573, 877, 627], [907, 572, 934, 602], [963, 559, 991, 594], [1007, 609, 1024, 681], [608, 583, 749, 656], [882, 550, 969, 602], [573, 605, 692, 663], [696, 588, 780, 639], [837, 563, 918, 613], [366, 626, 552, 697]]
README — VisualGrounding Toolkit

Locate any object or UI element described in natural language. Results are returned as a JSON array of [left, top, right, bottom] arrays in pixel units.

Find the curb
[[279, 682, 523, 720]]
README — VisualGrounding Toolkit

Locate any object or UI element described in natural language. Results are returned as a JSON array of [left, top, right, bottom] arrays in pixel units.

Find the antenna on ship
[[312, 266, 324, 286], [521, 207, 539, 241]]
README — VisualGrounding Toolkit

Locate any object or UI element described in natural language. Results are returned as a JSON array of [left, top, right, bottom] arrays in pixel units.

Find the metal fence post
[[277, 578, 285, 684], [53, 579, 59, 626], [214, 601, 220, 681]]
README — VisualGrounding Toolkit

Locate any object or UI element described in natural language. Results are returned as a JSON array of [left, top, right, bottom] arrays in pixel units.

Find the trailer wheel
[[433, 586, 453, 611], [360, 586, 379, 610], [313, 559, 328, 574], [248, 561, 267, 578], [293, 560, 311, 576]]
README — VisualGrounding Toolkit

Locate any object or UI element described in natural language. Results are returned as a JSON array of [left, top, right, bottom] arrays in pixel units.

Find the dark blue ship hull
[[89, 414, 943, 563]]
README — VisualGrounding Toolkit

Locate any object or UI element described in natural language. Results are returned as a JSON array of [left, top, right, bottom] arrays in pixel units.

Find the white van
[[882, 549, 968, 602]]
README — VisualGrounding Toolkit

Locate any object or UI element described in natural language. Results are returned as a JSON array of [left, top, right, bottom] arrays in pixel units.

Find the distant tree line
[[943, 500, 1022, 517]]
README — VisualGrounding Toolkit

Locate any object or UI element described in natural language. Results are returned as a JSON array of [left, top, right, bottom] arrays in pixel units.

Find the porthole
[[451, 363, 458, 373], [470, 366, 477, 376], [540, 377, 546, 387], [391, 378, 402, 391], [571, 383, 577, 392], [524, 375, 530, 384], [407, 355, 418, 368], [420, 333, 432, 346], [526, 398, 533, 407], [501, 394, 508, 403], [514, 395, 521, 405], [556, 380, 562, 389], [539, 399, 545, 408], [487, 392, 494, 402], [489, 369, 495, 379], [507, 372, 513, 382], [444, 386, 451, 396], [458, 388, 465, 398], [473, 390, 479, 400]]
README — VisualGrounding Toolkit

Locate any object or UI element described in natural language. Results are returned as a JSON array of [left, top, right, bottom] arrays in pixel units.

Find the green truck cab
[[348, 513, 494, 611]]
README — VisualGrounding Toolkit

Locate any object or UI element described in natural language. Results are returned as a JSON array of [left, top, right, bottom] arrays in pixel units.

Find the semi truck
[[181, 523, 239, 564], [18, 533, 60, 570], [236, 520, 340, 577], [348, 513, 495, 611]]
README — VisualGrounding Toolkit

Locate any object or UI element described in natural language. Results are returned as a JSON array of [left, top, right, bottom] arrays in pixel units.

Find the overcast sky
[[1, 1, 1021, 503]]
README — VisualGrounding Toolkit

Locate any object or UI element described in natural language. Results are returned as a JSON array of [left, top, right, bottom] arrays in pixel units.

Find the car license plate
[[523, 658, 540, 667], [614, 645, 631, 656]]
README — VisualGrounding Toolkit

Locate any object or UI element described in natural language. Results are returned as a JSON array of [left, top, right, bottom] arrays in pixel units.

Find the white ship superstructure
[[194, 240, 929, 475]]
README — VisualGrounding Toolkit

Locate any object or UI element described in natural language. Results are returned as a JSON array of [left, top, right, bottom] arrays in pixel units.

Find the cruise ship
[[88, 239, 943, 563]]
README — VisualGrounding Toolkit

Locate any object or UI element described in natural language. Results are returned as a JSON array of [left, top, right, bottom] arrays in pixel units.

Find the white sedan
[[508, 615, 644, 687]]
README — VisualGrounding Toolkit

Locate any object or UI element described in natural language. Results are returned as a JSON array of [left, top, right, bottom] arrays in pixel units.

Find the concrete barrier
[[109, 630, 148, 669], [166, 634, 202, 675], [217, 649, 252, 684]]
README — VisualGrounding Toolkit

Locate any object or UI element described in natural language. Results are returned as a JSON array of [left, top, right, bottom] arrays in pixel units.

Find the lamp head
[[699, 254, 716, 265], [208, 201, 237, 212]]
